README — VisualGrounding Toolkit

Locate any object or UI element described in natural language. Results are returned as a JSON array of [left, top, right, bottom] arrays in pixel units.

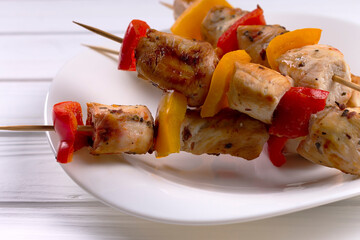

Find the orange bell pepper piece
[[200, 50, 251, 118], [266, 28, 322, 71], [154, 91, 187, 158], [170, 0, 232, 40]]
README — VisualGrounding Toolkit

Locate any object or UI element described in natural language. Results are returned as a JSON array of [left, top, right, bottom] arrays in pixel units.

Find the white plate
[[45, 13, 360, 225]]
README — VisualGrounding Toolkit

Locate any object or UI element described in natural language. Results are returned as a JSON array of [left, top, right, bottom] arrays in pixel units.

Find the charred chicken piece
[[135, 29, 219, 107], [180, 109, 269, 160], [237, 25, 288, 67], [86, 103, 154, 155], [297, 106, 360, 175], [278, 44, 352, 106], [227, 62, 293, 124], [201, 6, 249, 46]]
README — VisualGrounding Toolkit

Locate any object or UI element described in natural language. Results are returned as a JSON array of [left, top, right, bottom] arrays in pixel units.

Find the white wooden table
[[2, 0, 360, 239]]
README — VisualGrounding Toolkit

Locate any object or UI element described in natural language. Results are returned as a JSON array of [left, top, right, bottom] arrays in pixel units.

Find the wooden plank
[[1, 200, 360, 239], [2, 2, 360, 79], [0, 81, 92, 202], [0, 0, 173, 33], [0, 0, 359, 34], [0, 132, 94, 202], [0, 82, 50, 125], [0, 35, 119, 79]]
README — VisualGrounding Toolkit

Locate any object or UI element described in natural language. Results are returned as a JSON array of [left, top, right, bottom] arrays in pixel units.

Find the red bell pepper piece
[[269, 87, 329, 139], [267, 135, 288, 167], [217, 5, 266, 54], [118, 19, 150, 71], [53, 101, 89, 164]]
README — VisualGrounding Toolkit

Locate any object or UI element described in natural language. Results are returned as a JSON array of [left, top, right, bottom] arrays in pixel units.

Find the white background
[[1, 0, 360, 239]]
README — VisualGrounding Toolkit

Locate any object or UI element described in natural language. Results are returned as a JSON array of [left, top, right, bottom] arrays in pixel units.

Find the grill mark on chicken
[[136, 29, 218, 107]]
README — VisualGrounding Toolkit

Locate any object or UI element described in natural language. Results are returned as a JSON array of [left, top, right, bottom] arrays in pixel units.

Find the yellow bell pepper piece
[[200, 50, 251, 118], [171, 0, 232, 40], [266, 28, 322, 71], [154, 91, 187, 158]]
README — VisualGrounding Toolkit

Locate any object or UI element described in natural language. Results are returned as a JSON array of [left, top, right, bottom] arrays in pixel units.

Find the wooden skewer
[[81, 43, 360, 94], [332, 75, 360, 93], [82, 44, 119, 55], [159, 1, 174, 10], [73, 21, 360, 94], [0, 125, 93, 132], [73, 21, 123, 43], [1, 76, 359, 132]]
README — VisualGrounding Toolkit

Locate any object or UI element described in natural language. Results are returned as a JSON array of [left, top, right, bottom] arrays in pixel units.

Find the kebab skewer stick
[[74, 21, 359, 128], [333, 75, 360, 92], [81, 42, 360, 95], [0, 125, 92, 132], [2, 100, 360, 175], [73, 21, 123, 43], [0, 99, 269, 163]]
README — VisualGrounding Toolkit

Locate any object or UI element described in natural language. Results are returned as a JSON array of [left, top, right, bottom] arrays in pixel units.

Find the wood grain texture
[[2, 0, 360, 239], [0, 35, 119, 79], [0, 0, 359, 34], [0, 134, 93, 202], [1, 200, 360, 240]]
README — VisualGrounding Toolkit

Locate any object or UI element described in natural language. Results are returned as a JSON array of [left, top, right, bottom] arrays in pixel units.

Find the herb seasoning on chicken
[[297, 106, 360, 175], [86, 103, 154, 155], [227, 62, 293, 124], [237, 25, 288, 67], [180, 109, 269, 160], [277, 44, 352, 106]]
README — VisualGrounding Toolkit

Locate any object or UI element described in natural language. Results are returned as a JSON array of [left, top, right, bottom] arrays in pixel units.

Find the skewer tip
[[72, 21, 123, 44], [72, 21, 82, 26]]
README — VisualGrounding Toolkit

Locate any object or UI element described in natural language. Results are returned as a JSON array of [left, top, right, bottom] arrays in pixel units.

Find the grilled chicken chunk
[[237, 25, 288, 67], [201, 6, 249, 46], [277, 44, 352, 106], [227, 62, 293, 124], [173, 0, 195, 19], [180, 109, 269, 160], [347, 74, 360, 107], [297, 106, 360, 175], [136, 29, 219, 107], [86, 103, 154, 155]]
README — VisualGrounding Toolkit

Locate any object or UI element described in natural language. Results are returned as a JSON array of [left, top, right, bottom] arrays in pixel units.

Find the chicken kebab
[[47, 92, 360, 176]]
